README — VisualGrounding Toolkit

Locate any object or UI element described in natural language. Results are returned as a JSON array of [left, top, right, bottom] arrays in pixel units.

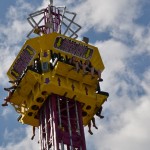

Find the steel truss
[[39, 94, 86, 150], [27, 5, 81, 39]]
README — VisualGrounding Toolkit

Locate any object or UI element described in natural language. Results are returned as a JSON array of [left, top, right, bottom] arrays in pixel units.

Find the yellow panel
[[7, 32, 104, 80], [7, 32, 108, 127], [19, 114, 39, 127], [9, 63, 108, 126], [9, 70, 41, 106], [82, 92, 109, 125], [54, 61, 98, 87]]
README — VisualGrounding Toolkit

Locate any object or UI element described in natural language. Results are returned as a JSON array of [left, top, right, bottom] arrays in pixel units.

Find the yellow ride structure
[[4, 1, 109, 149], [7, 32, 108, 127]]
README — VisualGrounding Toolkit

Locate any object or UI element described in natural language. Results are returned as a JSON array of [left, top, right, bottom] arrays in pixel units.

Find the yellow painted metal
[[7, 32, 108, 127], [7, 32, 104, 80]]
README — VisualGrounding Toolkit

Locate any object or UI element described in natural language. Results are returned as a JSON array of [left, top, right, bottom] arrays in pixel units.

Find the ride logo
[[10, 45, 36, 79], [54, 36, 93, 59]]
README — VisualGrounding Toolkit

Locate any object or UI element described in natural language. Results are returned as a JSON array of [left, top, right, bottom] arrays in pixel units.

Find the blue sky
[[0, 0, 150, 150]]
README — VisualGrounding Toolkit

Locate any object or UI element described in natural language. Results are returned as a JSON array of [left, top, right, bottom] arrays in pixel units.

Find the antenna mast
[[50, 0, 53, 5]]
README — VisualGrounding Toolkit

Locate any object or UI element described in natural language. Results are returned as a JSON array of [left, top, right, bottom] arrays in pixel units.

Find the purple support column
[[51, 94, 60, 149], [39, 94, 87, 150], [77, 101, 86, 150]]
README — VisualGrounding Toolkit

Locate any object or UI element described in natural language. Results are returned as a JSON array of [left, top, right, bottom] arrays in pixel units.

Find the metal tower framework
[[3, 1, 109, 150], [26, 3, 84, 149], [39, 94, 86, 150], [27, 5, 81, 39]]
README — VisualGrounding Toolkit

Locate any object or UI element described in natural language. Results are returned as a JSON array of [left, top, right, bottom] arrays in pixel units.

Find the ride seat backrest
[[65, 55, 70, 64]]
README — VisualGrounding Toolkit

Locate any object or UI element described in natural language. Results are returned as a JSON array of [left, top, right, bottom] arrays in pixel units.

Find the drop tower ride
[[4, 1, 109, 150]]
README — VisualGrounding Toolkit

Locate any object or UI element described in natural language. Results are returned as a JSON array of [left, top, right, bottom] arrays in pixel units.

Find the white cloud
[[89, 28, 150, 149], [0, 0, 34, 85], [71, 0, 142, 32], [0, 127, 39, 150], [78, 1, 150, 148], [0, 108, 12, 120], [141, 68, 150, 94], [92, 96, 150, 150], [0, 0, 150, 150], [84, 71, 150, 149], [6, 0, 33, 21]]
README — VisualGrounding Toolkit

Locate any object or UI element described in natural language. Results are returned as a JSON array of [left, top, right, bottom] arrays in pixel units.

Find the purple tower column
[[39, 94, 86, 150]]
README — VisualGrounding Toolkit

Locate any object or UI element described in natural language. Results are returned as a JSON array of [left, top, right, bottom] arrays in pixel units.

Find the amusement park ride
[[2, 0, 109, 149]]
